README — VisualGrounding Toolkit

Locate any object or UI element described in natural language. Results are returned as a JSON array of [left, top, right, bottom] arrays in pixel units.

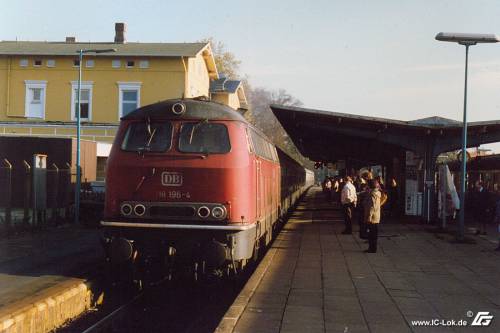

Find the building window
[[139, 60, 149, 68], [117, 82, 141, 118], [47, 59, 56, 67], [73, 59, 80, 67], [112, 60, 121, 68], [85, 59, 95, 68], [19, 59, 29, 67], [34, 59, 42, 67], [71, 81, 93, 121], [126, 60, 135, 68], [24, 80, 47, 119]]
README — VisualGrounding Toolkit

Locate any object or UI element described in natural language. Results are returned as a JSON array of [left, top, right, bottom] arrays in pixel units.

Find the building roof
[[0, 41, 209, 57], [408, 116, 462, 127], [209, 78, 242, 93], [209, 77, 248, 110], [447, 153, 500, 172], [270, 104, 500, 164]]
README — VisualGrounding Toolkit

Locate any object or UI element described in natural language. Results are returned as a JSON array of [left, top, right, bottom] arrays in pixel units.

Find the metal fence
[[0, 158, 73, 234]]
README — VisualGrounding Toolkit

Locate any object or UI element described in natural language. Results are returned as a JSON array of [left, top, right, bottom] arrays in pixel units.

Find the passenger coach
[[102, 98, 313, 275]]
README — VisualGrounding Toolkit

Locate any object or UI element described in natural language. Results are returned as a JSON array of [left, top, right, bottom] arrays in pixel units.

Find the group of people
[[323, 175, 500, 252], [470, 180, 500, 251], [323, 173, 395, 253]]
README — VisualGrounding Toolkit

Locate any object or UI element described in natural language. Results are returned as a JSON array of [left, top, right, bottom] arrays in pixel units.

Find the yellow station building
[[0, 23, 247, 144]]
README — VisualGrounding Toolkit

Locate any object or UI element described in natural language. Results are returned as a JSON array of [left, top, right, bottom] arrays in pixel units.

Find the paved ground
[[231, 187, 500, 333], [0, 224, 101, 310]]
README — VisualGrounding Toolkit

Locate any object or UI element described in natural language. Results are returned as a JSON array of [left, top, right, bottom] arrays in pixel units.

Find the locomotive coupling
[[201, 240, 228, 268], [103, 237, 134, 263]]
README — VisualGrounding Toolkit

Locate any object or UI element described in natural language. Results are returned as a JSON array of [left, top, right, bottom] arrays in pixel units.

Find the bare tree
[[200, 37, 311, 167], [200, 37, 241, 79], [247, 88, 311, 167]]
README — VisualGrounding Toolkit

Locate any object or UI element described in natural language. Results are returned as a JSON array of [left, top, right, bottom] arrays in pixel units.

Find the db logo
[[161, 172, 183, 187]]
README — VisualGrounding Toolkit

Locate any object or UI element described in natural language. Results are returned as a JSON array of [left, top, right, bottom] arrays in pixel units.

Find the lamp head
[[435, 32, 500, 45]]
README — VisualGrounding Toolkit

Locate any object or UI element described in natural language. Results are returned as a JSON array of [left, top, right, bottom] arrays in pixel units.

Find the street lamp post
[[74, 48, 116, 225], [435, 32, 499, 241]]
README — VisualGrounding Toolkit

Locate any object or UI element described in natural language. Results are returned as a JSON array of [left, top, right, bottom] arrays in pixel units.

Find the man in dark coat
[[357, 182, 369, 239], [471, 180, 492, 235]]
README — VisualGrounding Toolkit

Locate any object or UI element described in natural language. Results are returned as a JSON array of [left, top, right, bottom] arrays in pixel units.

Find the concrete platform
[[218, 187, 500, 333], [0, 225, 102, 332]]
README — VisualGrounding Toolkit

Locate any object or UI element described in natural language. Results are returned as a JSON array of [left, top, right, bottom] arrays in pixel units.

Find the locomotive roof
[[121, 99, 248, 122]]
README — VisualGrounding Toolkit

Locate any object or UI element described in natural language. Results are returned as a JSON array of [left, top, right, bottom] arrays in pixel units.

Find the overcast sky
[[2, 0, 500, 150]]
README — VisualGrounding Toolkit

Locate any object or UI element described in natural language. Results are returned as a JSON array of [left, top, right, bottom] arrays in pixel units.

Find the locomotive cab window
[[179, 122, 230, 154], [121, 121, 173, 152]]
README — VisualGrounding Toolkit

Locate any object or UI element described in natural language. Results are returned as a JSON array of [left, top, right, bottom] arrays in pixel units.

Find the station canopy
[[270, 104, 500, 166]]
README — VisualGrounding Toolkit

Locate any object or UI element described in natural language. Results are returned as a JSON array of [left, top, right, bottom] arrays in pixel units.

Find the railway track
[[57, 265, 256, 333], [57, 195, 307, 333]]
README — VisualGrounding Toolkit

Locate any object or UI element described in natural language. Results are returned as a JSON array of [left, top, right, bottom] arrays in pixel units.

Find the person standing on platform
[[494, 192, 500, 251], [341, 176, 357, 234], [387, 178, 399, 217], [357, 182, 370, 239], [471, 180, 492, 235], [364, 179, 381, 253], [324, 177, 333, 202], [333, 177, 340, 202]]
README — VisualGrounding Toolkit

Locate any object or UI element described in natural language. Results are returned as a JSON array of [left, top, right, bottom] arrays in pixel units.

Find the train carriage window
[[267, 142, 274, 161], [267, 142, 275, 161], [179, 122, 231, 154], [273, 147, 278, 162], [249, 129, 278, 162], [121, 121, 173, 152], [252, 130, 266, 159], [245, 128, 254, 153], [249, 130, 261, 157], [257, 136, 266, 158], [263, 141, 271, 160]]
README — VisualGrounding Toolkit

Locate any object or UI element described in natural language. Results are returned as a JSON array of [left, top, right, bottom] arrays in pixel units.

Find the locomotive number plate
[[161, 171, 183, 187]]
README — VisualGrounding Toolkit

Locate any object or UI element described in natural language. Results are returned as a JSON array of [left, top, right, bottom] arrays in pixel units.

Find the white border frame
[[117, 82, 142, 119], [70, 81, 93, 121], [24, 80, 47, 119]]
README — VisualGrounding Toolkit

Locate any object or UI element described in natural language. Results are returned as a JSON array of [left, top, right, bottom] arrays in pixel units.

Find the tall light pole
[[74, 48, 116, 224], [435, 32, 499, 241]]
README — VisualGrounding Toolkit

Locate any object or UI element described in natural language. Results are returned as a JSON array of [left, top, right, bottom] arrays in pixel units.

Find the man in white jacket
[[341, 176, 357, 234]]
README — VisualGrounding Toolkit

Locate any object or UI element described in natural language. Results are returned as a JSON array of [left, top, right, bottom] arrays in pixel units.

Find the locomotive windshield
[[179, 122, 230, 154], [121, 121, 173, 152]]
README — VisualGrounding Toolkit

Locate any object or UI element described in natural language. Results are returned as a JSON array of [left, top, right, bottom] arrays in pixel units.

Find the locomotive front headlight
[[211, 206, 227, 219], [197, 206, 211, 218], [120, 203, 132, 216], [172, 102, 186, 115], [134, 204, 146, 217]]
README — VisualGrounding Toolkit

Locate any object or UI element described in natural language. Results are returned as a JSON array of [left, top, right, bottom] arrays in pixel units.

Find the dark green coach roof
[[0, 41, 208, 57]]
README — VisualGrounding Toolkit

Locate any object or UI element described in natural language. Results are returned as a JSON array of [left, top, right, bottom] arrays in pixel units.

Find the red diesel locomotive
[[102, 98, 313, 274]]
